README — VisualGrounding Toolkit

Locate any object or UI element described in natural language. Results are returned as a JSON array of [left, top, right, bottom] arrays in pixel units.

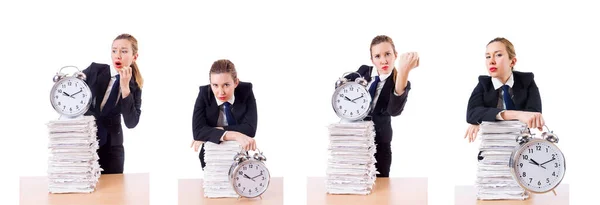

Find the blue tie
[[368, 76, 380, 100], [501, 85, 515, 110], [223, 102, 236, 125]]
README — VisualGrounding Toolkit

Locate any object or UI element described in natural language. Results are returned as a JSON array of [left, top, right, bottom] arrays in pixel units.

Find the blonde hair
[[114, 34, 144, 88]]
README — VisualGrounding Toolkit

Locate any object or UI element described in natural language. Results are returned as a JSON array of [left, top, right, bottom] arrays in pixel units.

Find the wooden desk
[[307, 177, 428, 205], [178, 177, 283, 205], [20, 173, 149, 205], [454, 184, 569, 205]]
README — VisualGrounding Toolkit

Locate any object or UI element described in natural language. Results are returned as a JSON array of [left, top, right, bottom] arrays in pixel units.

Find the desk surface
[[178, 177, 283, 205], [454, 184, 569, 205], [306, 177, 428, 205], [20, 173, 150, 205]]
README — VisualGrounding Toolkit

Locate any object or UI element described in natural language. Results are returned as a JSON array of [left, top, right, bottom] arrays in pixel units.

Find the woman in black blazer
[[465, 37, 545, 145], [83, 34, 143, 174], [191, 59, 258, 169], [344, 35, 420, 177]]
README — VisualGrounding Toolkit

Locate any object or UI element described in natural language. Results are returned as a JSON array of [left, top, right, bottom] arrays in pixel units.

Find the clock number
[[529, 178, 532, 183], [339, 105, 342, 110], [242, 187, 245, 191], [361, 105, 364, 109], [236, 177, 239, 180], [344, 110, 347, 113], [249, 164, 253, 168], [249, 189, 252, 193], [363, 99, 366, 103], [58, 89, 62, 93], [239, 171, 243, 175], [82, 94, 86, 98], [262, 176, 265, 180], [522, 155, 528, 160], [63, 105, 66, 109], [255, 187, 258, 192], [237, 183, 241, 187], [536, 145, 541, 151], [350, 87, 354, 91], [69, 107, 72, 111], [552, 172, 556, 176], [339, 94, 344, 98], [555, 163, 558, 168], [344, 89, 348, 93], [522, 172, 526, 177], [58, 102, 61, 106], [68, 82, 72, 86], [546, 147, 549, 153], [337, 99, 340, 103], [81, 100, 84, 104], [552, 154, 555, 158], [260, 183, 263, 187], [55, 95, 59, 99], [519, 163, 523, 168], [243, 166, 247, 171], [528, 149, 533, 153], [62, 85, 66, 88], [350, 112, 353, 116], [546, 178, 550, 183], [356, 110, 359, 114], [538, 181, 541, 186]]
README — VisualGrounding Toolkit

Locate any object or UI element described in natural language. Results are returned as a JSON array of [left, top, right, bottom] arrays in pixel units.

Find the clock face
[[332, 82, 371, 121], [50, 77, 92, 117], [232, 161, 270, 198], [512, 140, 565, 193]]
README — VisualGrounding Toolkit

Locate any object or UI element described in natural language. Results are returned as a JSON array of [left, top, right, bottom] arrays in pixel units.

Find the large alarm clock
[[332, 72, 372, 121], [229, 149, 271, 198], [50, 66, 92, 118], [509, 126, 566, 194]]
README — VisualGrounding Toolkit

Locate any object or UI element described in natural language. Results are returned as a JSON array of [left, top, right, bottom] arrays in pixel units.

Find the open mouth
[[115, 61, 123, 68]]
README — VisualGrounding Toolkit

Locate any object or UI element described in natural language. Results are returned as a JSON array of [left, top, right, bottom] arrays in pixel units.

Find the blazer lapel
[[483, 85, 500, 108], [511, 75, 527, 110], [206, 93, 220, 126]]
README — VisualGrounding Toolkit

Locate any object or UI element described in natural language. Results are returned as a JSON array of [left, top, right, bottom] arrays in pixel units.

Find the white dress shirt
[[367, 72, 402, 112], [492, 73, 515, 120], [215, 95, 235, 141]]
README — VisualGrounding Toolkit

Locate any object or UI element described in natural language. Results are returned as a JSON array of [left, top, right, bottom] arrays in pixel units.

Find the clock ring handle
[[542, 125, 559, 143], [56, 65, 87, 81], [236, 147, 267, 162], [337, 71, 369, 88]]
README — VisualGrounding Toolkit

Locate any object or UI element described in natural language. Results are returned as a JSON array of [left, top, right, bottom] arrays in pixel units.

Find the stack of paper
[[326, 121, 378, 195], [203, 141, 242, 198], [47, 116, 102, 194], [476, 121, 529, 200]]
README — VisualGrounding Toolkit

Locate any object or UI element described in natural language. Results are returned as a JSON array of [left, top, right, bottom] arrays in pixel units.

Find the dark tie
[[97, 74, 120, 147], [368, 76, 380, 100], [501, 85, 515, 110], [223, 102, 236, 125]]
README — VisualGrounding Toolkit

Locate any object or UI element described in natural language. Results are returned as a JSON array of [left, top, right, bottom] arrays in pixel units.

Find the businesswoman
[[191, 59, 258, 169], [345, 35, 419, 177], [83, 33, 143, 174]]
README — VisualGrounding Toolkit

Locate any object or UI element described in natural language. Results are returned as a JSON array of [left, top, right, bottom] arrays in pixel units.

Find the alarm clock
[[50, 66, 92, 118], [228, 149, 271, 198], [332, 72, 372, 121], [509, 125, 566, 194]]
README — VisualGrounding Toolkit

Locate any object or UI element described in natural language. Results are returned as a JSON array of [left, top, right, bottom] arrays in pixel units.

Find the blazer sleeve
[[387, 81, 411, 117], [192, 87, 226, 144], [523, 75, 542, 113], [223, 85, 258, 137], [82, 63, 97, 116], [120, 81, 142, 128], [466, 80, 503, 124]]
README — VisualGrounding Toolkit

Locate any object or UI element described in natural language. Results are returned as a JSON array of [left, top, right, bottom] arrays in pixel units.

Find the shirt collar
[[215, 95, 235, 107], [373, 70, 391, 82], [492, 73, 514, 90], [109, 65, 119, 77]]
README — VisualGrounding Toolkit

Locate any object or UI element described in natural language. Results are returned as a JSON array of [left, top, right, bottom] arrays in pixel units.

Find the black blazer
[[466, 71, 542, 125], [345, 65, 411, 144], [192, 82, 257, 144], [83, 62, 142, 146]]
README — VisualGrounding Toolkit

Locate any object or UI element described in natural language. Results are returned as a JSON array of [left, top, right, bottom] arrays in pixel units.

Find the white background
[[1, 0, 599, 204]]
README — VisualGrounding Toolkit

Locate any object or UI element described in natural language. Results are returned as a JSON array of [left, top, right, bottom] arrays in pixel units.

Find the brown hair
[[370, 35, 398, 82], [487, 37, 516, 70], [114, 34, 144, 88], [209, 59, 238, 82]]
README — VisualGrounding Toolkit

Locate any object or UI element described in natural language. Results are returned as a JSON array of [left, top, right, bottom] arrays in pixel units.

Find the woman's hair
[[487, 37, 516, 70], [209, 59, 238, 82], [370, 35, 398, 82], [114, 33, 144, 88]]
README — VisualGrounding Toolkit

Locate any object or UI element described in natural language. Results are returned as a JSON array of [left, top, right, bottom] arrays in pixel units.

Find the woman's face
[[111, 39, 137, 70], [210, 73, 238, 102], [370, 42, 397, 75], [486, 41, 515, 79]]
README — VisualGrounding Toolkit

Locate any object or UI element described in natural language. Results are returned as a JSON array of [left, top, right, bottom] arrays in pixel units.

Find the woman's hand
[[225, 131, 256, 151], [190, 140, 204, 152], [517, 111, 545, 131], [398, 52, 420, 74], [118, 66, 132, 98], [464, 124, 480, 143]]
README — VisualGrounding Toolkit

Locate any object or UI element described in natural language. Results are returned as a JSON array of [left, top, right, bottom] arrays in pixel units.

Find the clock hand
[[540, 157, 556, 166], [529, 159, 546, 169], [351, 95, 364, 102], [71, 89, 83, 96], [243, 174, 255, 182], [344, 96, 355, 103], [252, 173, 263, 179], [62, 91, 75, 99]]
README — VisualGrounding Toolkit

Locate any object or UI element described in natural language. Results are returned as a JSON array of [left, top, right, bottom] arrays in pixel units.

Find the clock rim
[[509, 138, 566, 194], [229, 160, 271, 198], [331, 81, 372, 121], [50, 76, 92, 117]]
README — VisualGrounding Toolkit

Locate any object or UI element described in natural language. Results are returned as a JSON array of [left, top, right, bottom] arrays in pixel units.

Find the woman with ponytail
[[343, 35, 420, 177], [83, 33, 143, 174]]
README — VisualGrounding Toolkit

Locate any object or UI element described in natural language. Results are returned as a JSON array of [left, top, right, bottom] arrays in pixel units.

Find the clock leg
[[552, 189, 557, 196]]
